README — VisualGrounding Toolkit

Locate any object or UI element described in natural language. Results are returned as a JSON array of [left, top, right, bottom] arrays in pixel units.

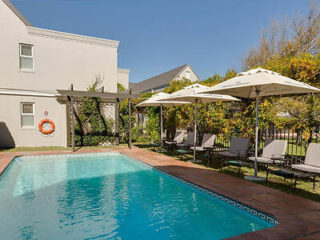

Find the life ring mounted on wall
[[38, 119, 55, 135]]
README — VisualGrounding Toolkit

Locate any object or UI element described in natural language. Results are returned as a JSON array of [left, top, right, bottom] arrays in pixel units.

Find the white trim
[[20, 102, 35, 128], [27, 27, 119, 48], [0, 88, 59, 97]]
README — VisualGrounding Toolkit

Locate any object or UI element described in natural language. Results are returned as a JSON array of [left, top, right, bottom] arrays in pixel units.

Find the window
[[19, 44, 34, 70], [185, 71, 191, 79], [21, 103, 35, 128]]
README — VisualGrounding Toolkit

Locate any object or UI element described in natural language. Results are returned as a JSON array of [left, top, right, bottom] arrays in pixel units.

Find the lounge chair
[[177, 132, 194, 148], [190, 133, 216, 152], [291, 143, 320, 189], [217, 137, 249, 158], [216, 137, 250, 172], [165, 131, 184, 145], [248, 139, 287, 167]]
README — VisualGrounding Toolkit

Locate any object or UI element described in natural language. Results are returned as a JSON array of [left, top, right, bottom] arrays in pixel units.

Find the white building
[[130, 64, 199, 93], [0, 0, 129, 148]]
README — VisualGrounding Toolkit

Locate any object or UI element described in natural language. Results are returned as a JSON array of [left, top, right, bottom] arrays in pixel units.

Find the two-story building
[[0, 0, 129, 148]]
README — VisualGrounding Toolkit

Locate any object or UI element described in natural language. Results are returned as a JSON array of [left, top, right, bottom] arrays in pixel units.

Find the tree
[[243, 1, 320, 69]]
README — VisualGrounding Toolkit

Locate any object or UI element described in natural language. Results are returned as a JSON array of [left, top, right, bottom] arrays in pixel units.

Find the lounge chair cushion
[[190, 146, 206, 151], [201, 134, 216, 148], [262, 139, 287, 159], [228, 137, 249, 157], [186, 132, 195, 146], [165, 141, 177, 145], [305, 143, 320, 168], [189, 134, 216, 151], [172, 131, 184, 144], [292, 164, 320, 174]]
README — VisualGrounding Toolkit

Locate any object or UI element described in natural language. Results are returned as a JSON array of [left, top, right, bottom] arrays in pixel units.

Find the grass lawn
[[0, 144, 129, 152], [135, 143, 320, 203]]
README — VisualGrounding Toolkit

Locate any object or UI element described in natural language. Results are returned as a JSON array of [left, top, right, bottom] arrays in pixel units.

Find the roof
[[130, 64, 192, 93], [2, 0, 32, 26]]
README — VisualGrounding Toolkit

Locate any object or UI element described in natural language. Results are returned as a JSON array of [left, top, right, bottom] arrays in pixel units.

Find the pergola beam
[[57, 89, 139, 100]]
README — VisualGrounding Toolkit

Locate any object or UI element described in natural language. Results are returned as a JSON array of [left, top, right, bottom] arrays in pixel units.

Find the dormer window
[[20, 44, 34, 71]]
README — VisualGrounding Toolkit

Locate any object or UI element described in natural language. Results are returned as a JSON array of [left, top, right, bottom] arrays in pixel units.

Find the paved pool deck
[[1, 147, 320, 240]]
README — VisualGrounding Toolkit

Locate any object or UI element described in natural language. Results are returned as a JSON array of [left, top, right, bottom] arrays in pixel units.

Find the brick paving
[[1, 147, 320, 240]]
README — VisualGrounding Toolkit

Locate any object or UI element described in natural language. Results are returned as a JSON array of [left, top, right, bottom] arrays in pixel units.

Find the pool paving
[[1, 147, 320, 240]]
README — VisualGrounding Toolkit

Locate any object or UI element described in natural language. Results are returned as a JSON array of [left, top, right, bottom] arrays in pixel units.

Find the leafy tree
[[117, 83, 125, 93]]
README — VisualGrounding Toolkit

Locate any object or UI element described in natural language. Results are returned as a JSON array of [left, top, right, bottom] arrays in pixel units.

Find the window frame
[[20, 102, 35, 128], [19, 43, 34, 71]]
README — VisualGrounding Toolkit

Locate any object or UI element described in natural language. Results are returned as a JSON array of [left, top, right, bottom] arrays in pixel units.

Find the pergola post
[[128, 89, 132, 149], [69, 84, 75, 152], [114, 98, 120, 146]]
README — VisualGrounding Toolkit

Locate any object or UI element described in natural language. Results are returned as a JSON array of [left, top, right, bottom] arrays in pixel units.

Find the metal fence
[[261, 125, 320, 159], [212, 125, 320, 160]]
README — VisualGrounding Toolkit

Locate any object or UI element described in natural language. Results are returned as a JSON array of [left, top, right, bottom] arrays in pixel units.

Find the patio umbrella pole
[[245, 89, 265, 181], [193, 99, 198, 162], [254, 90, 259, 177], [160, 105, 163, 148]]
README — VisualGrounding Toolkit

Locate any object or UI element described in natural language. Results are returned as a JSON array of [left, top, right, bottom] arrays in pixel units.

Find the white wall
[[117, 68, 130, 89], [0, 0, 119, 92], [0, 95, 67, 147], [0, 0, 121, 147]]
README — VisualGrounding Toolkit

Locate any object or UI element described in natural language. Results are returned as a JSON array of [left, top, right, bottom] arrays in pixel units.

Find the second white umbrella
[[136, 92, 190, 148], [161, 84, 240, 162]]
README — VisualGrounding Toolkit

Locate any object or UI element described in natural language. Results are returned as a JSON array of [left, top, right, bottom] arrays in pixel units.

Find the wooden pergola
[[57, 88, 139, 152]]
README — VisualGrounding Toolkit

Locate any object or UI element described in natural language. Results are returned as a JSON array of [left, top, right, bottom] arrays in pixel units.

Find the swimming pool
[[0, 153, 275, 239]]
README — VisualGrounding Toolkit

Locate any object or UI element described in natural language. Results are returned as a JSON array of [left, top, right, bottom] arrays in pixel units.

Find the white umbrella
[[160, 84, 240, 162], [201, 67, 320, 181], [136, 92, 190, 148]]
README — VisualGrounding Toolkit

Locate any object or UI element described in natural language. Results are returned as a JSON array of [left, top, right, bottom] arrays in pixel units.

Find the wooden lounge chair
[[165, 131, 184, 145], [189, 133, 216, 164], [177, 132, 194, 148], [216, 137, 250, 172], [190, 133, 216, 152], [291, 143, 320, 189], [218, 137, 249, 158], [248, 139, 288, 168]]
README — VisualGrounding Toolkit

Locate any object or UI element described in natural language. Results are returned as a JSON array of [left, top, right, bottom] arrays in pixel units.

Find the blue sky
[[13, 0, 313, 83]]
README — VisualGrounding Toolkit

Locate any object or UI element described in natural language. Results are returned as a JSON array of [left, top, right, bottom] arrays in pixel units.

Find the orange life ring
[[38, 119, 55, 135]]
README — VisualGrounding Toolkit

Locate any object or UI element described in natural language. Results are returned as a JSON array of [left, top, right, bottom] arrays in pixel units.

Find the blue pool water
[[0, 153, 274, 240]]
